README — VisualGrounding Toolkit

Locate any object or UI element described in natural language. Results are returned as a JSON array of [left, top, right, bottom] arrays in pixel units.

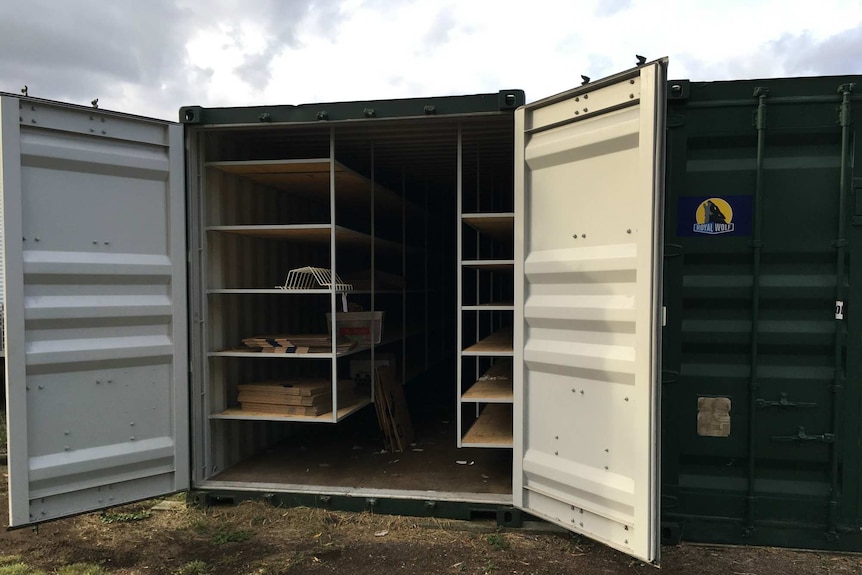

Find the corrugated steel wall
[[661, 76, 862, 549]]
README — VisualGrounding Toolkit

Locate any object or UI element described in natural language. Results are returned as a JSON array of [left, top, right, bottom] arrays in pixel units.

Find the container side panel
[[515, 61, 666, 563], [2, 98, 188, 526]]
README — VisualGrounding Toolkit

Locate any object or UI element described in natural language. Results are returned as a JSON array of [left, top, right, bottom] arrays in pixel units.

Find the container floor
[[210, 380, 513, 495]]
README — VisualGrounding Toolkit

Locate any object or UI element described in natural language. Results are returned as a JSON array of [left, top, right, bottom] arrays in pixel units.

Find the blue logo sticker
[[677, 195, 752, 237]]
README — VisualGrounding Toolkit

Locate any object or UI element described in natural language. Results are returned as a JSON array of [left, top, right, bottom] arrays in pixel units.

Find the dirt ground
[[0, 468, 860, 575]]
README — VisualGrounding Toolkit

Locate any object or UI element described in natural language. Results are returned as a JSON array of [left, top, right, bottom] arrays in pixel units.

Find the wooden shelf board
[[207, 159, 409, 214], [209, 351, 334, 359], [462, 379, 513, 402], [212, 394, 373, 423], [208, 289, 331, 295], [210, 330, 406, 361], [462, 404, 513, 447], [462, 360, 513, 402], [463, 327, 513, 355], [462, 301, 514, 311], [462, 213, 514, 244], [206, 224, 403, 251], [462, 260, 515, 271]]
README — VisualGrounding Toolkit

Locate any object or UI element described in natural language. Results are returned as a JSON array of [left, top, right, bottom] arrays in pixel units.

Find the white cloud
[[1, 0, 860, 119]]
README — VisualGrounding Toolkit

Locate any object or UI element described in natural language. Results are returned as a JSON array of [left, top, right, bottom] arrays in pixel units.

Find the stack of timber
[[237, 379, 350, 416], [373, 366, 414, 452], [240, 334, 355, 354]]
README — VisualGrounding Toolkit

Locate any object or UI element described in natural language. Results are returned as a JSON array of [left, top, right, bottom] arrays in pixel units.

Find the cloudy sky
[[1, 0, 861, 121]]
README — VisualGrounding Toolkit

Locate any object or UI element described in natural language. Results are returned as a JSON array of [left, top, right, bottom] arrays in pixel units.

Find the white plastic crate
[[325, 311, 385, 345]]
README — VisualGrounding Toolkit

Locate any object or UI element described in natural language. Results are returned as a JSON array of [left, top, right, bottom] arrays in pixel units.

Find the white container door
[[513, 59, 667, 564], [0, 96, 189, 527]]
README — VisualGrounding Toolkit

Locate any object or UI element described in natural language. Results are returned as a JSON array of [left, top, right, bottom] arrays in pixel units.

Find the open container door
[[513, 59, 667, 563], [0, 95, 189, 526]]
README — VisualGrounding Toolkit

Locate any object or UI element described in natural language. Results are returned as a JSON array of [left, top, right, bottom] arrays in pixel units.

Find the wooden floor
[[211, 400, 513, 494]]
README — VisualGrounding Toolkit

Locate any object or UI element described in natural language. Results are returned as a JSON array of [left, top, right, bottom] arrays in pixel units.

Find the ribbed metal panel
[[661, 75, 862, 548], [0, 96, 188, 526], [515, 61, 666, 564]]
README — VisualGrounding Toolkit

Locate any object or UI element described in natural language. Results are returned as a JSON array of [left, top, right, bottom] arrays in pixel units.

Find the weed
[[0, 558, 21, 567], [0, 562, 45, 575], [187, 514, 210, 533], [486, 532, 510, 551], [211, 526, 253, 545], [174, 560, 209, 575], [56, 564, 109, 575], [0, 412, 6, 451], [99, 510, 151, 524], [482, 559, 498, 574]]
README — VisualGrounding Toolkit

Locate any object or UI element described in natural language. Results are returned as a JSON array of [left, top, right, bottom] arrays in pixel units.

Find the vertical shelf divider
[[329, 128, 338, 423], [456, 124, 464, 448]]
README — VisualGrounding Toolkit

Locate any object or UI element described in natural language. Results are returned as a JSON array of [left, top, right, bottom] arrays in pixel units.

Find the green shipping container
[[661, 75, 862, 549]]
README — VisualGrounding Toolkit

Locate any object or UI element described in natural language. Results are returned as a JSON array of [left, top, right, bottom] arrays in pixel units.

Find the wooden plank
[[463, 327, 513, 354], [239, 402, 330, 416], [462, 260, 515, 271], [462, 213, 514, 244], [220, 392, 372, 422], [237, 380, 331, 397], [238, 392, 331, 407], [462, 404, 513, 446], [207, 159, 407, 215], [207, 225, 368, 244], [373, 372, 396, 452], [375, 366, 414, 452]]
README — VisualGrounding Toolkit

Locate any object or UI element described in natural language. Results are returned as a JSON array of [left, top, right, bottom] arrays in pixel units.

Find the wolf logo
[[704, 200, 727, 224], [694, 197, 734, 235]]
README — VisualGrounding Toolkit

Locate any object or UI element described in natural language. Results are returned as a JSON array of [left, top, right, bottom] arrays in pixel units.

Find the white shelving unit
[[456, 135, 515, 449], [202, 156, 411, 423]]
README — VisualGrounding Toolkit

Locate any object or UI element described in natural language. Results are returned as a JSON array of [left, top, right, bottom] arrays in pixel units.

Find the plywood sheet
[[208, 159, 405, 214], [463, 360, 513, 401], [462, 404, 513, 446], [464, 327, 513, 354], [462, 213, 514, 244]]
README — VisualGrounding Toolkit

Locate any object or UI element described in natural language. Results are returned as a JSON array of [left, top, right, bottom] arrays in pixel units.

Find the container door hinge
[[756, 392, 816, 409], [835, 300, 845, 320], [771, 426, 835, 444]]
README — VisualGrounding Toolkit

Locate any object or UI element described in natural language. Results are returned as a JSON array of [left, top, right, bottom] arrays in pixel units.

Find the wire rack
[[276, 267, 354, 292]]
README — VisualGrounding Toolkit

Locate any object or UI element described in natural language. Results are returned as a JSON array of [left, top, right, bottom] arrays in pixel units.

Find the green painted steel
[[179, 90, 525, 125], [661, 75, 862, 549]]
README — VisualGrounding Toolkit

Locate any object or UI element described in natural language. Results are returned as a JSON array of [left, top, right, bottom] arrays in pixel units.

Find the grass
[[0, 564, 39, 575], [99, 510, 152, 524], [174, 560, 209, 575], [0, 562, 108, 575], [211, 525, 254, 545], [486, 532, 510, 551], [56, 565, 109, 575]]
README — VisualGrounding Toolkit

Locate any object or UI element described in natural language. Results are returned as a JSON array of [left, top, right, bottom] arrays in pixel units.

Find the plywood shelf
[[462, 301, 514, 311], [208, 289, 331, 295], [462, 404, 513, 448], [210, 329, 406, 360], [462, 260, 515, 271], [462, 360, 513, 403], [463, 327, 513, 356], [206, 224, 403, 251], [207, 159, 411, 216], [213, 393, 373, 423], [462, 213, 514, 244]]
